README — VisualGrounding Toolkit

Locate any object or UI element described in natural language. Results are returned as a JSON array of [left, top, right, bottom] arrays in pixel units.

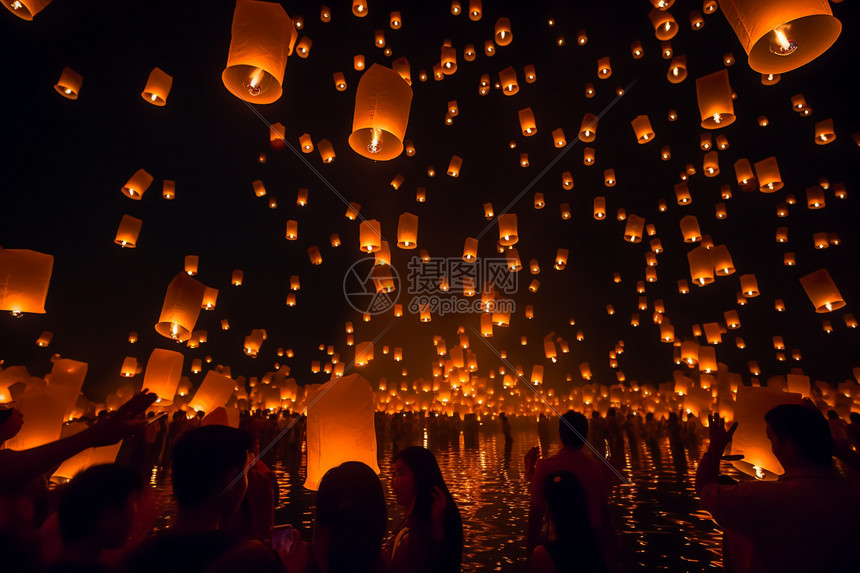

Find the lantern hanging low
[[222, 0, 297, 104]]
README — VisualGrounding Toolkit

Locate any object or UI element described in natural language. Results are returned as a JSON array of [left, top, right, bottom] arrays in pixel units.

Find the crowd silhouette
[[2, 389, 860, 573]]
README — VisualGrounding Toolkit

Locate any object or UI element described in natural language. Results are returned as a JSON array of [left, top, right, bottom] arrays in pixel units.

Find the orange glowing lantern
[[54, 66, 82, 99], [498, 214, 518, 246], [143, 348, 183, 404], [696, 69, 735, 128], [799, 269, 845, 312], [688, 246, 714, 286], [121, 169, 153, 200], [349, 64, 413, 161], [222, 0, 297, 104], [667, 56, 687, 83], [154, 273, 206, 343], [519, 108, 537, 136], [720, 0, 841, 75], [650, 9, 678, 40], [447, 155, 463, 177], [141, 67, 172, 106], [0, 249, 54, 315], [114, 215, 142, 248]]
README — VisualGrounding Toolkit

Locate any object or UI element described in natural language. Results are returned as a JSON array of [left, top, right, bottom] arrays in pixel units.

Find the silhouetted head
[[172, 425, 253, 512], [765, 404, 833, 468], [850, 413, 860, 424], [58, 464, 142, 550], [315, 462, 386, 573], [559, 411, 588, 448], [0, 407, 23, 443], [542, 470, 605, 571], [827, 410, 840, 420]]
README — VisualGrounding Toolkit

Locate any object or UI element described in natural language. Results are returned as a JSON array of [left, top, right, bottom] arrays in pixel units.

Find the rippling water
[[151, 425, 733, 572]]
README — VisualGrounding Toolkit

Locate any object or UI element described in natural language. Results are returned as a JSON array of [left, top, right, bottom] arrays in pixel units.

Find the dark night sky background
[[1, 0, 858, 404]]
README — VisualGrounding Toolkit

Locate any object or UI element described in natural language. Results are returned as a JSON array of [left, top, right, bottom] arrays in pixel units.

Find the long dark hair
[[316, 461, 386, 573], [394, 446, 463, 572], [543, 470, 606, 572]]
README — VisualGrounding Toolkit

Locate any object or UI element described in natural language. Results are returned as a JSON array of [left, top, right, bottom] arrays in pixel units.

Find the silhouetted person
[[501, 413, 513, 446], [120, 425, 280, 573], [295, 461, 387, 573], [587, 411, 607, 456], [698, 405, 860, 573], [530, 470, 607, 573], [45, 464, 143, 573], [384, 446, 463, 573], [527, 411, 623, 572]]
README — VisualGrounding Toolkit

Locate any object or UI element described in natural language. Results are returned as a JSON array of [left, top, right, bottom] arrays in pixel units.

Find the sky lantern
[[359, 219, 382, 252], [54, 66, 82, 99], [222, 0, 297, 104], [0, 249, 54, 316], [703, 151, 720, 176], [231, 270, 244, 285], [734, 158, 757, 188], [270, 122, 286, 149], [688, 246, 714, 286], [631, 115, 654, 143], [579, 113, 598, 142], [498, 214, 518, 246], [667, 55, 687, 83], [114, 215, 142, 248], [593, 197, 606, 220], [304, 373, 379, 491], [696, 69, 735, 128], [333, 72, 347, 91], [162, 180, 176, 199], [184, 255, 199, 275], [143, 348, 184, 404], [463, 237, 478, 262], [155, 272, 206, 343], [121, 168, 153, 200], [499, 66, 519, 95], [624, 215, 645, 243], [720, 0, 841, 74], [814, 118, 835, 144], [295, 36, 312, 58], [649, 8, 678, 40], [286, 220, 298, 240], [800, 269, 845, 312], [754, 156, 783, 191], [680, 215, 702, 242], [299, 133, 313, 153], [189, 370, 236, 414], [597, 57, 611, 78], [495, 17, 512, 45], [730, 386, 803, 479], [518, 108, 537, 136], [712, 245, 735, 275], [468, 0, 481, 20], [317, 139, 336, 162], [349, 64, 412, 161], [5, 384, 80, 450], [739, 274, 760, 297], [141, 67, 173, 106]]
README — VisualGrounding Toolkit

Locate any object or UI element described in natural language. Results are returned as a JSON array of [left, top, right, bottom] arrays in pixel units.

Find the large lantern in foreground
[[2, 0, 52, 20], [304, 373, 380, 491], [0, 249, 54, 315], [154, 273, 206, 342], [720, 0, 841, 74], [222, 0, 298, 104], [188, 370, 235, 414], [349, 64, 413, 161], [730, 386, 803, 480], [143, 348, 184, 404]]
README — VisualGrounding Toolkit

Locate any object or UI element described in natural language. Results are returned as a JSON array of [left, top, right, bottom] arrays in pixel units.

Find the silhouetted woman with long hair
[[384, 446, 463, 573]]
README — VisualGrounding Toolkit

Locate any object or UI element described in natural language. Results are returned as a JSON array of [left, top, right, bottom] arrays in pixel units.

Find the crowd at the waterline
[[2, 392, 860, 573]]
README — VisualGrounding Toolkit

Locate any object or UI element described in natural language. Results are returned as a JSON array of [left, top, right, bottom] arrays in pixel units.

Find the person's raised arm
[[0, 391, 156, 491], [695, 414, 737, 497]]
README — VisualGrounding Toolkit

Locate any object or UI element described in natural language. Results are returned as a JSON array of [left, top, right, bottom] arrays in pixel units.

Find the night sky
[[2, 0, 858, 404]]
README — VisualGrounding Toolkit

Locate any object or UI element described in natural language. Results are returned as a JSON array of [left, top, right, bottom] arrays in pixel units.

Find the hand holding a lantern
[[86, 389, 158, 447], [707, 413, 738, 456]]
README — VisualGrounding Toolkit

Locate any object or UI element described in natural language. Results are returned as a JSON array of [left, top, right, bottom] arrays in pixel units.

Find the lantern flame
[[368, 128, 383, 154], [753, 465, 765, 480], [244, 68, 266, 96], [771, 26, 798, 56], [10, 0, 22, 9]]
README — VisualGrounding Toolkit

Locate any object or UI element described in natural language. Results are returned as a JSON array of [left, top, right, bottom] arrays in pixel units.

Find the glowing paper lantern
[[688, 246, 714, 286], [631, 115, 655, 143], [720, 0, 841, 74], [730, 386, 803, 479], [143, 348, 183, 404], [154, 273, 206, 342], [121, 169, 153, 200], [518, 108, 537, 136], [0, 249, 54, 315], [141, 67, 172, 106], [304, 373, 380, 491], [222, 0, 297, 104], [463, 238, 478, 262], [650, 8, 678, 40], [754, 157, 783, 192], [667, 55, 687, 83], [349, 64, 413, 161], [5, 384, 80, 450], [359, 219, 382, 253], [696, 69, 735, 128], [54, 67, 83, 99], [188, 370, 236, 414], [499, 66, 519, 95], [498, 214, 518, 246], [579, 113, 598, 142], [799, 269, 845, 312]]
